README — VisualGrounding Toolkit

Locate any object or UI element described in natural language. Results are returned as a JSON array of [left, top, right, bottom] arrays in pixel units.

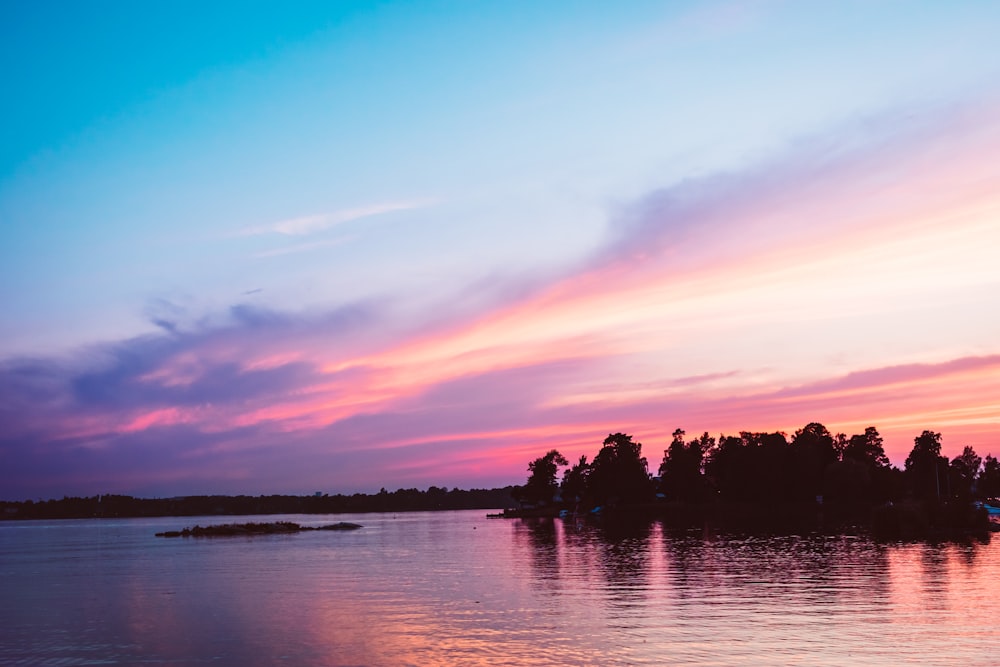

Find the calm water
[[1, 511, 998, 666]]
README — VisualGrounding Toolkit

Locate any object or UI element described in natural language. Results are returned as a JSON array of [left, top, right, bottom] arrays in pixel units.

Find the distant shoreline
[[0, 486, 518, 521]]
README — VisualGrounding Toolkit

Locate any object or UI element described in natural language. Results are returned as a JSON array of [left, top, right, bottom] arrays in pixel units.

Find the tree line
[[515, 424, 1000, 510], [0, 486, 518, 520]]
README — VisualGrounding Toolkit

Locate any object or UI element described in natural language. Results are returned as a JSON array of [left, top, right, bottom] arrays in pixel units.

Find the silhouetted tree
[[843, 427, 889, 468], [560, 455, 591, 506], [789, 422, 838, 502], [978, 455, 1000, 498], [833, 432, 848, 461], [826, 426, 896, 503], [905, 430, 948, 500], [705, 431, 789, 502], [705, 434, 745, 500], [949, 446, 982, 499], [517, 450, 568, 506], [658, 429, 712, 502], [587, 433, 652, 506]]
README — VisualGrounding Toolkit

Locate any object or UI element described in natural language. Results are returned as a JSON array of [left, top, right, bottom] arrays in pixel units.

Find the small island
[[155, 521, 362, 537]]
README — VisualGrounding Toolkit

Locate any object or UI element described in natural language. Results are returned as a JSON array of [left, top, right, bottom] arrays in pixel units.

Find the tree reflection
[[513, 518, 561, 589], [658, 526, 713, 601], [918, 543, 950, 613], [659, 528, 893, 611], [952, 540, 983, 567], [592, 516, 654, 608], [515, 515, 659, 613]]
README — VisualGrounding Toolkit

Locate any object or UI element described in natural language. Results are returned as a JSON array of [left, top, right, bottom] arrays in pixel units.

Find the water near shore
[[2, 510, 998, 665]]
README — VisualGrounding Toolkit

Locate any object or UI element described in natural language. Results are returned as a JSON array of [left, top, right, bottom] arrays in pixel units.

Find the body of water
[[1, 510, 998, 665]]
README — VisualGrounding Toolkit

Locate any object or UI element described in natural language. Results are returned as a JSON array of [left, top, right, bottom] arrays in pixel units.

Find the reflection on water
[[1, 512, 998, 666]]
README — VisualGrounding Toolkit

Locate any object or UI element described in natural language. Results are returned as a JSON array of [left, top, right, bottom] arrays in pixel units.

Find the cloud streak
[[239, 199, 437, 237]]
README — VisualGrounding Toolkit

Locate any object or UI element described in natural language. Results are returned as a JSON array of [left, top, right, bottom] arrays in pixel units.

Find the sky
[[2, 1, 1000, 500]]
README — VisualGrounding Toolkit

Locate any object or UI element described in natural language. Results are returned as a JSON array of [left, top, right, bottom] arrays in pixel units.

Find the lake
[[1, 510, 998, 666]]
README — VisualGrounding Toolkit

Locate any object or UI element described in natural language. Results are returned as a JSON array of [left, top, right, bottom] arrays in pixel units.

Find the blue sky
[[2, 1, 1000, 498]]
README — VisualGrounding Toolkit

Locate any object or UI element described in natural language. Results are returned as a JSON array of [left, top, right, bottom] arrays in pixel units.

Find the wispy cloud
[[238, 198, 437, 237]]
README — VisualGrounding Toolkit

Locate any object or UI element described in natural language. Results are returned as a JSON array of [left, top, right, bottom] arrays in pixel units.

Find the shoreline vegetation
[[0, 486, 518, 521], [503, 425, 1000, 542]]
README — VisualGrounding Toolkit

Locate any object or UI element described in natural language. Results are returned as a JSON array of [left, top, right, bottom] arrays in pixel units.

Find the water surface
[[1, 511, 998, 665]]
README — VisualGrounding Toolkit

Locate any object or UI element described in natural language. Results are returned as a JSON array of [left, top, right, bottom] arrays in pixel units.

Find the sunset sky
[[3, 1, 1000, 499]]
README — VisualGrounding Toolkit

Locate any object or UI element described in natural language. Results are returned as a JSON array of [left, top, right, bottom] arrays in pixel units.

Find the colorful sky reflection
[[2, 2, 1000, 499]]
